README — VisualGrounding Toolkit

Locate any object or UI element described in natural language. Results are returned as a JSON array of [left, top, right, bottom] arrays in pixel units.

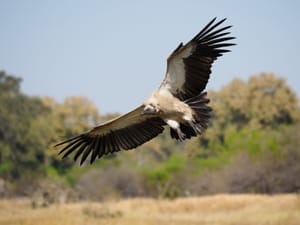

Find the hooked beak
[[141, 105, 157, 115]]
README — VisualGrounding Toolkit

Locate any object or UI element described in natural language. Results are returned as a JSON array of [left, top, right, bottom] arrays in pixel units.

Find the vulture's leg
[[165, 118, 185, 141], [176, 128, 186, 141]]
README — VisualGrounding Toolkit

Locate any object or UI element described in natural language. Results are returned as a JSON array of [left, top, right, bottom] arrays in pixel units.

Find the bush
[[76, 165, 144, 200]]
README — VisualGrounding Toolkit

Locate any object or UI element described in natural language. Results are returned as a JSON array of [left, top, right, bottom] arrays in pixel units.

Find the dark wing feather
[[55, 105, 165, 165], [160, 17, 235, 100]]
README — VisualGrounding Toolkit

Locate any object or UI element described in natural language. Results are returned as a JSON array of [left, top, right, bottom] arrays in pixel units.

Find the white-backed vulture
[[56, 18, 235, 165]]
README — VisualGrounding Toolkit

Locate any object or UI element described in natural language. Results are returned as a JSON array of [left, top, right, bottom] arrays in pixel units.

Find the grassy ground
[[1, 194, 300, 225]]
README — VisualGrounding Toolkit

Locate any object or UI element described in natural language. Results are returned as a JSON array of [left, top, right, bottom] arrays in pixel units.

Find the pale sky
[[1, 1, 299, 114]]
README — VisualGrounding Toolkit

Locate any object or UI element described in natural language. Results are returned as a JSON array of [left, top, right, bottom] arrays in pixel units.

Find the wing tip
[[192, 17, 233, 43]]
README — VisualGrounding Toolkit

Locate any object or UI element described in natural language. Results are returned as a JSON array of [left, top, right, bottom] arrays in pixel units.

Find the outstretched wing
[[160, 18, 235, 100], [55, 105, 165, 165]]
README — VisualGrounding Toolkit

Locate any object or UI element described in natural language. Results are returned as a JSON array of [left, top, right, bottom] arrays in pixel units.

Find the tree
[[0, 71, 102, 195], [43, 96, 101, 174], [0, 71, 50, 184], [205, 73, 299, 141]]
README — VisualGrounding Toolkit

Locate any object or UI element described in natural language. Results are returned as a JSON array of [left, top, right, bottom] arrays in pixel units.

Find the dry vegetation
[[1, 194, 300, 225]]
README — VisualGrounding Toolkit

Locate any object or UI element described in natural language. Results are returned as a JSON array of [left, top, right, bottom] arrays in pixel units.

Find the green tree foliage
[[202, 73, 299, 145], [0, 71, 101, 195], [42, 96, 100, 141], [0, 71, 50, 183], [42, 96, 100, 175]]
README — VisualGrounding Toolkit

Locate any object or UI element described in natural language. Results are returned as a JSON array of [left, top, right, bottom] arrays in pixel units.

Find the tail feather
[[186, 92, 212, 123], [170, 92, 212, 141], [184, 92, 210, 105]]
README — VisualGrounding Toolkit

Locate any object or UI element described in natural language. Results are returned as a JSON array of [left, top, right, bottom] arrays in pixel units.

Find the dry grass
[[1, 194, 300, 225]]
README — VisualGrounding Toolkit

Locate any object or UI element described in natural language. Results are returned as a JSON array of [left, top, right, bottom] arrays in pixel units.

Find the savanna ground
[[1, 194, 300, 225]]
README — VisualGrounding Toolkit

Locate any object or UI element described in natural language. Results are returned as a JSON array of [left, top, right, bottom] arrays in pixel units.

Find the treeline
[[0, 71, 299, 201]]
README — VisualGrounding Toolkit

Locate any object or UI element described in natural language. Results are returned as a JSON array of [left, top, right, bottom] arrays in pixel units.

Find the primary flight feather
[[56, 18, 235, 165]]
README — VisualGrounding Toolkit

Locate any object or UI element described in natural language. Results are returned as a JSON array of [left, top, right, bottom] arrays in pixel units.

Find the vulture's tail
[[170, 92, 212, 140]]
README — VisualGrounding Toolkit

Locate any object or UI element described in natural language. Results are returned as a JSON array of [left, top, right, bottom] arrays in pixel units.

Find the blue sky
[[0, 1, 299, 114]]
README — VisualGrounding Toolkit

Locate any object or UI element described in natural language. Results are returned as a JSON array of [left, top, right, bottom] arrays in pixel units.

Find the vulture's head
[[142, 104, 158, 115], [142, 96, 160, 115]]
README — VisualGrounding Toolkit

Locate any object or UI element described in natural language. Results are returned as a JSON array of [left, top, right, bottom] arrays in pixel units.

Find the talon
[[177, 129, 186, 141]]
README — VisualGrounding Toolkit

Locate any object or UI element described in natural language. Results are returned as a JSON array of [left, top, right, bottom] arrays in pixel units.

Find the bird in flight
[[56, 18, 235, 165]]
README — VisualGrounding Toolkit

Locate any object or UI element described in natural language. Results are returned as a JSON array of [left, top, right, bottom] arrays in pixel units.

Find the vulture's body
[[56, 18, 235, 164]]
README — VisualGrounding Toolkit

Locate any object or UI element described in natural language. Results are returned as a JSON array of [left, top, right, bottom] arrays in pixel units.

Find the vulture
[[56, 18, 235, 165]]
